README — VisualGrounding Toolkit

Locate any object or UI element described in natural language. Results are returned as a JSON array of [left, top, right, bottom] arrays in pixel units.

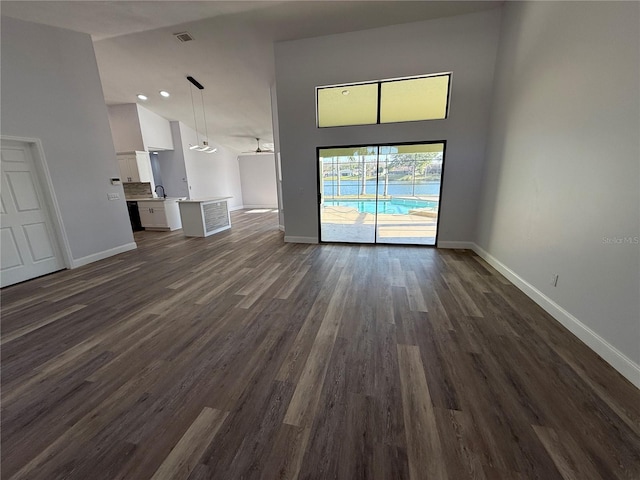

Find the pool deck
[[320, 205, 437, 245]]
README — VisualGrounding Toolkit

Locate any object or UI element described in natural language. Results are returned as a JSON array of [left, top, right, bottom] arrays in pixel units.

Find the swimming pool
[[323, 199, 437, 215]]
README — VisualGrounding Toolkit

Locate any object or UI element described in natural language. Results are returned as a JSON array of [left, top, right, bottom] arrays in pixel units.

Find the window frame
[[316, 139, 448, 246], [316, 82, 380, 128], [315, 72, 452, 128]]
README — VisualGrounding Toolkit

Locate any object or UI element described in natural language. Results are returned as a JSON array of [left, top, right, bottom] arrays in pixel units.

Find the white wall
[[1, 16, 135, 263], [270, 84, 285, 229], [137, 104, 174, 151], [149, 153, 163, 186], [476, 2, 640, 383], [274, 9, 502, 243], [107, 104, 144, 152], [156, 122, 189, 198], [178, 123, 243, 209], [238, 154, 278, 208]]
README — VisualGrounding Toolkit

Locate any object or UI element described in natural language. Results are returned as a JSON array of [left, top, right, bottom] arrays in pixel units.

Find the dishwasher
[[126, 201, 144, 231]]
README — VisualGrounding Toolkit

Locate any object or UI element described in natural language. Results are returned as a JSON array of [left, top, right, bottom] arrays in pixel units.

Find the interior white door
[[1, 139, 64, 287]]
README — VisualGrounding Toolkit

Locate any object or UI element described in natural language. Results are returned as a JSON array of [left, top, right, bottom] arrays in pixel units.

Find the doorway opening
[[318, 141, 445, 245]]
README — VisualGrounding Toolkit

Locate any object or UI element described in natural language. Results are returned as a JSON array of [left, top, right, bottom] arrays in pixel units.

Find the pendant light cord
[[201, 89, 209, 146], [189, 83, 199, 146]]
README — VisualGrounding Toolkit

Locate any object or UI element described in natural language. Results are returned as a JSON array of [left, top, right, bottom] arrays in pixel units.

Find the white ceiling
[[2, 1, 502, 153]]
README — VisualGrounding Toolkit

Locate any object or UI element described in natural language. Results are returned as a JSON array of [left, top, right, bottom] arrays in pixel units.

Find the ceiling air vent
[[173, 32, 194, 43]]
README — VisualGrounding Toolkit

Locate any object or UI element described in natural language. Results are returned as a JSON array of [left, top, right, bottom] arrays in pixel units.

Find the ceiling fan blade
[[237, 137, 274, 154]]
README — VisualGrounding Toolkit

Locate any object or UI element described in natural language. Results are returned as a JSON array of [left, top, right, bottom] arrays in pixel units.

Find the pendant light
[[187, 75, 218, 153]]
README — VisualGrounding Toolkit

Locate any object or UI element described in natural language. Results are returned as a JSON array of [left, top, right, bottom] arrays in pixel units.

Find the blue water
[[323, 180, 440, 197], [324, 199, 437, 215]]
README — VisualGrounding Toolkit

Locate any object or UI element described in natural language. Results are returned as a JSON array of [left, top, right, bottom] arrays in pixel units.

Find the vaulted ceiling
[[2, 1, 502, 152]]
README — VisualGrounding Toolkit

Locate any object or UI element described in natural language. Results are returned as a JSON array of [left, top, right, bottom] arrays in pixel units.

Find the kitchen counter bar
[[178, 197, 231, 204], [178, 197, 232, 237]]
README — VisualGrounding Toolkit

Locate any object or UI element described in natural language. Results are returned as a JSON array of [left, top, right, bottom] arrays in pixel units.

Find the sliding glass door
[[319, 142, 445, 245]]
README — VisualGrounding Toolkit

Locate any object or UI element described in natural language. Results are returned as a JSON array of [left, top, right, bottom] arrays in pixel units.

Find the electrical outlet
[[107, 192, 120, 201], [551, 274, 559, 287]]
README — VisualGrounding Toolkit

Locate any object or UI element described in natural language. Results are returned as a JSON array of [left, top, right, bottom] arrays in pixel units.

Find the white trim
[[243, 204, 278, 209], [71, 242, 137, 269], [472, 243, 640, 389], [277, 153, 282, 181], [279, 225, 285, 232], [284, 235, 318, 244], [229, 204, 245, 212], [437, 240, 475, 250], [1, 135, 74, 269]]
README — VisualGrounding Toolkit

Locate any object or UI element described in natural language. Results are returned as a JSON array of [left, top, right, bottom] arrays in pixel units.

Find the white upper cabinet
[[118, 156, 135, 182], [117, 151, 155, 190], [137, 105, 174, 151], [108, 104, 174, 153]]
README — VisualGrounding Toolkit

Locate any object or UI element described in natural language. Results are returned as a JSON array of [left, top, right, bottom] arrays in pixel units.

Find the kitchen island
[[178, 197, 232, 237]]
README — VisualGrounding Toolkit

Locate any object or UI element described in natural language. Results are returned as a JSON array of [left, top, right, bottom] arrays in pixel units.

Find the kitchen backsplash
[[123, 182, 153, 198]]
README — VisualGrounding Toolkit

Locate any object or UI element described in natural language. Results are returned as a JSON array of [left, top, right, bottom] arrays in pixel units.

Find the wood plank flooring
[[2, 209, 639, 480]]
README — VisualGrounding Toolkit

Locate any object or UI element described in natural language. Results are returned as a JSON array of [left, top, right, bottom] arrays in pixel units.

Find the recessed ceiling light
[[342, 90, 350, 96], [137, 94, 148, 101], [159, 90, 170, 98]]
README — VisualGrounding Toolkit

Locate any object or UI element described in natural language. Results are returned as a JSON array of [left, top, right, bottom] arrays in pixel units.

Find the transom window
[[316, 73, 451, 128]]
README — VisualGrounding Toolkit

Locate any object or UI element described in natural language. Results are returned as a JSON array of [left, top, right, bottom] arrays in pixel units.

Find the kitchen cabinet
[[137, 199, 182, 231], [117, 151, 154, 187], [108, 104, 174, 152], [118, 157, 136, 183]]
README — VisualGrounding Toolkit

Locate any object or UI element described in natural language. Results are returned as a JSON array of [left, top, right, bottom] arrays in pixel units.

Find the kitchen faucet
[[155, 185, 167, 198]]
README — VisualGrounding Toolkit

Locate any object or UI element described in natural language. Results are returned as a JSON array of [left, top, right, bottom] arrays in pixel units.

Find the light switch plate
[[107, 192, 120, 201]]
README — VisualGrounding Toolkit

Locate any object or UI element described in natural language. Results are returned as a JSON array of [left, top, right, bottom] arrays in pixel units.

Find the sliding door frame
[[317, 139, 447, 246]]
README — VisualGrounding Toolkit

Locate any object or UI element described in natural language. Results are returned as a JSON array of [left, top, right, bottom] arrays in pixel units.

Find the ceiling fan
[[243, 138, 274, 154]]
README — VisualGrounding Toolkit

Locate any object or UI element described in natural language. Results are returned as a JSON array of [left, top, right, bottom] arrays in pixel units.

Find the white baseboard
[[437, 241, 475, 249], [243, 204, 278, 209], [472, 243, 640, 389], [284, 235, 318, 244], [71, 242, 137, 269], [229, 205, 245, 212]]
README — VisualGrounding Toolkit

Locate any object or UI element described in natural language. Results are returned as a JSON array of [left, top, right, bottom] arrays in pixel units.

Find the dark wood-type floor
[[2, 210, 639, 480]]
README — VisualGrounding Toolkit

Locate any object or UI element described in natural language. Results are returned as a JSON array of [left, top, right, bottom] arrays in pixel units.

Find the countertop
[[126, 197, 186, 202], [178, 197, 232, 204]]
